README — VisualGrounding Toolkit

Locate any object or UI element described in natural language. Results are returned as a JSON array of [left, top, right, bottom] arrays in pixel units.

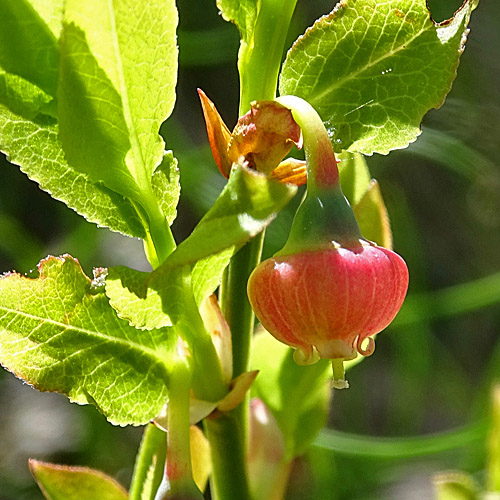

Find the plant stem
[[207, 3, 299, 499], [239, 0, 299, 112], [276, 95, 340, 191], [155, 356, 204, 500], [129, 424, 167, 500], [204, 414, 253, 500], [221, 232, 264, 378]]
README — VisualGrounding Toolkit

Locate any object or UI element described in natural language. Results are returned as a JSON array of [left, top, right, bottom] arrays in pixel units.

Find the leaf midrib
[[0, 304, 168, 366], [305, 8, 432, 105], [106, 0, 149, 193]]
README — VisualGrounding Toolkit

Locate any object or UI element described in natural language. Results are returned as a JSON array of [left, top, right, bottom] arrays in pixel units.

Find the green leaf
[[106, 266, 170, 331], [105, 249, 233, 331], [191, 248, 233, 306], [0, 104, 146, 237], [251, 333, 331, 458], [0, 255, 177, 426], [338, 151, 371, 207], [216, 0, 257, 43], [30, 460, 128, 500], [0, 0, 61, 97], [279, 0, 477, 155], [106, 165, 295, 332], [58, 0, 178, 205], [0, 70, 53, 119], [353, 178, 392, 248], [166, 164, 296, 268]]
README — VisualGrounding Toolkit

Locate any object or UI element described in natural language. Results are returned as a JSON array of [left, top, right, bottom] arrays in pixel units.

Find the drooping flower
[[247, 96, 409, 387]]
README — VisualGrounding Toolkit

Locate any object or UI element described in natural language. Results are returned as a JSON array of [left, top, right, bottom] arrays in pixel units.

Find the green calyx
[[276, 185, 362, 256], [275, 96, 363, 256]]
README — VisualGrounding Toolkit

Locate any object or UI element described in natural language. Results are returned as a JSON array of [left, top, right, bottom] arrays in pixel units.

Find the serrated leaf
[[59, 0, 178, 206], [0, 255, 177, 426], [106, 249, 232, 332], [30, 460, 128, 500], [251, 333, 331, 458], [106, 266, 170, 331], [279, 0, 477, 155], [0, 104, 146, 237]]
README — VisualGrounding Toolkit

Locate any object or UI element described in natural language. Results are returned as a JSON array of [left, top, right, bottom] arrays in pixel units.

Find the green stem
[[275, 95, 362, 255], [207, 3, 299, 499], [142, 191, 177, 268], [221, 232, 264, 378], [204, 414, 253, 500], [129, 424, 167, 500], [239, 0, 298, 113], [276, 95, 340, 191], [155, 357, 204, 500]]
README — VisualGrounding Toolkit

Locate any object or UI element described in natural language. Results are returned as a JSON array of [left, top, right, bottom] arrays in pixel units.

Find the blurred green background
[[0, 0, 499, 498]]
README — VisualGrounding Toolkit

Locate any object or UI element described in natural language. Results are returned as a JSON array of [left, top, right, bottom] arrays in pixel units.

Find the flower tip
[[293, 346, 320, 365]]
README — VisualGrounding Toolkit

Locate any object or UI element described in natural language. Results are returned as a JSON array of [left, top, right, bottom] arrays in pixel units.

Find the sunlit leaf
[[59, 0, 179, 203], [0, 255, 177, 425], [0, 0, 61, 97], [279, 0, 478, 155], [0, 104, 146, 237]]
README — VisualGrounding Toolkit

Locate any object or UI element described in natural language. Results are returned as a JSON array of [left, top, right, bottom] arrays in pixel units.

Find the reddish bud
[[247, 241, 408, 365]]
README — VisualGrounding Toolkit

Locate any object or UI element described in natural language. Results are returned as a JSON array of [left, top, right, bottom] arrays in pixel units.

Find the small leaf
[[279, 0, 477, 155], [0, 255, 177, 425], [251, 332, 331, 458], [353, 179, 392, 248], [339, 152, 392, 248], [30, 460, 128, 500], [216, 0, 258, 43], [190, 426, 211, 493], [338, 152, 372, 207], [152, 151, 181, 226]]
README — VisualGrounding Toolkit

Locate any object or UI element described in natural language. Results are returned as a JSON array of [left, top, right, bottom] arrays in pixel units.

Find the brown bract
[[198, 89, 307, 185]]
